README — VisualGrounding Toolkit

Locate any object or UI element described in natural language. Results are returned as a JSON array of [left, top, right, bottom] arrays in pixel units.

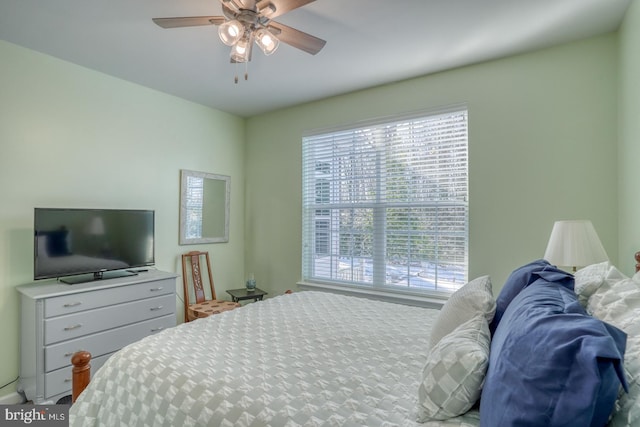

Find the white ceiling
[[0, 0, 630, 117]]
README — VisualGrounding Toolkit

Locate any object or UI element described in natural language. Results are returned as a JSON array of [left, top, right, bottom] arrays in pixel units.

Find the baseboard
[[0, 392, 24, 405]]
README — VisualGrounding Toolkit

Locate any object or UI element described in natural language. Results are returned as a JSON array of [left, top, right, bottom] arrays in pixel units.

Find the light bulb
[[218, 20, 243, 46]]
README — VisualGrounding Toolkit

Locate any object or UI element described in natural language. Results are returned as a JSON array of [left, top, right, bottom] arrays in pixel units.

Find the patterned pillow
[[428, 275, 494, 349], [418, 315, 490, 421], [574, 261, 610, 307], [419, 410, 480, 427], [580, 265, 640, 427]]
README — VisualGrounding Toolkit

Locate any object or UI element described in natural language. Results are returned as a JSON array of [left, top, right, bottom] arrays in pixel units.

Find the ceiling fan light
[[230, 37, 251, 62], [255, 28, 279, 55], [218, 20, 243, 46]]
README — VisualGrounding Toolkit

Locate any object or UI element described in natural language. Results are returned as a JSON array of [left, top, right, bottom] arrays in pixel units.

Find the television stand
[[60, 270, 138, 285]]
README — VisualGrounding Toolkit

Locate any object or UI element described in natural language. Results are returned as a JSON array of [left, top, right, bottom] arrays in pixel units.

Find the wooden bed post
[[72, 351, 91, 403], [635, 251, 640, 273]]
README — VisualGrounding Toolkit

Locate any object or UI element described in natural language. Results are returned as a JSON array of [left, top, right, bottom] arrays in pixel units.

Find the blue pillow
[[480, 280, 627, 427], [490, 259, 574, 334]]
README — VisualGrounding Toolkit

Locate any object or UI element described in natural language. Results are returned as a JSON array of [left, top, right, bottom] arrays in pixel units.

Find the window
[[184, 175, 204, 239], [302, 107, 468, 296]]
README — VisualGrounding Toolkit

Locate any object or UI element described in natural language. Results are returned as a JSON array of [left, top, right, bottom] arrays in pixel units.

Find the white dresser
[[17, 269, 178, 404]]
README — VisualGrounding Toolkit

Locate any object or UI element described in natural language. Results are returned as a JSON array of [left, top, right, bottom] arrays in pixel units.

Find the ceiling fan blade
[[219, 0, 250, 12], [257, 0, 316, 19], [268, 21, 326, 55], [152, 16, 225, 29]]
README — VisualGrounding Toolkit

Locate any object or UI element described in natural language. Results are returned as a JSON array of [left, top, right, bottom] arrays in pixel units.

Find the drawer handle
[[149, 287, 164, 292], [64, 349, 83, 358], [64, 324, 82, 331], [150, 306, 164, 311], [63, 302, 82, 308], [151, 327, 164, 332]]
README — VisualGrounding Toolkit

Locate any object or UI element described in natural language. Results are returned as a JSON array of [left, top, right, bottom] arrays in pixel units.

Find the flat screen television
[[34, 208, 155, 284]]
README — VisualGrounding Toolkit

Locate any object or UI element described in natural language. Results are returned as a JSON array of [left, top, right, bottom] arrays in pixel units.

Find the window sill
[[296, 281, 446, 309]]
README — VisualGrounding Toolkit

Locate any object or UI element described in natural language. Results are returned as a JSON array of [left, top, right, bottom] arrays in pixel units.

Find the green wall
[[0, 40, 245, 398], [245, 34, 621, 297], [619, 0, 640, 274]]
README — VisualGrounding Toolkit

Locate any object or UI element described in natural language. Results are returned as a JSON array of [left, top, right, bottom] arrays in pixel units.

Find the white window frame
[[301, 106, 469, 302]]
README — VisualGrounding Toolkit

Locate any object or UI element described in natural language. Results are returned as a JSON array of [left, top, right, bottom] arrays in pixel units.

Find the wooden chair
[[181, 251, 240, 322]]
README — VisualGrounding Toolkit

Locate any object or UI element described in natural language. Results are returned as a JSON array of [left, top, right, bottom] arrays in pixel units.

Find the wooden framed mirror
[[179, 169, 230, 245]]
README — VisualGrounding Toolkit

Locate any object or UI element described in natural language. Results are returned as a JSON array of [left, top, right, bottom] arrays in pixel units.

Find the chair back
[[181, 251, 217, 321]]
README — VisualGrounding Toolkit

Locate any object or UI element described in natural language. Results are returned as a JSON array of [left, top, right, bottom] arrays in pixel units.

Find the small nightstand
[[226, 288, 268, 303]]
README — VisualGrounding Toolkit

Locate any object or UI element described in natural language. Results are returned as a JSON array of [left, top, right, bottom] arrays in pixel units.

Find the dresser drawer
[[44, 293, 174, 345], [44, 278, 174, 318], [44, 351, 113, 399], [45, 314, 175, 372]]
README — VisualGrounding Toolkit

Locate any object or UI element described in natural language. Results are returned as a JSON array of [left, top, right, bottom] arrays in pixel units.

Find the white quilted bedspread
[[70, 291, 480, 427]]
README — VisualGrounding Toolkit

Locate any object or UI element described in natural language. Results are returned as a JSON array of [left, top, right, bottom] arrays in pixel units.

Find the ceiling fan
[[153, 0, 326, 83]]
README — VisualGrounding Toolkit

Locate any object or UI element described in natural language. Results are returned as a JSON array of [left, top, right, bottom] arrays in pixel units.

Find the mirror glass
[[179, 169, 230, 244]]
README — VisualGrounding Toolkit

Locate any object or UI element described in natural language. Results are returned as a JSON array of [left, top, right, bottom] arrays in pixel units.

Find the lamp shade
[[254, 28, 279, 55], [230, 36, 251, 63], [87, 216, 105, 235], [218, 20, 243, 46], [544, 220, 608, 270]]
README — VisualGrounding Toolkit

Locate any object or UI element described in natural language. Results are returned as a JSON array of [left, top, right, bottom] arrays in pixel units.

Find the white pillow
[[580, 265, 640, 427], [574, 261, 610, 307], [417, 315, 490, 421], [587, 266, 636, 323], [428, 275, 494, 349]]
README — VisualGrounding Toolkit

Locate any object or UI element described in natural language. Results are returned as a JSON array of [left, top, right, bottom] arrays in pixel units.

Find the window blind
[[184, 175, 204, 239], [302, 108, 468, 295]]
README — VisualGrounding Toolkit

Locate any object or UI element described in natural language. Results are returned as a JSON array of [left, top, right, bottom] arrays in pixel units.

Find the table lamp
[[543, 220, 609, 272]]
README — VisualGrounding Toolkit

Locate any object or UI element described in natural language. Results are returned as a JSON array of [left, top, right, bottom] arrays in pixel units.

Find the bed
[[69, 253, 640, 427]]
